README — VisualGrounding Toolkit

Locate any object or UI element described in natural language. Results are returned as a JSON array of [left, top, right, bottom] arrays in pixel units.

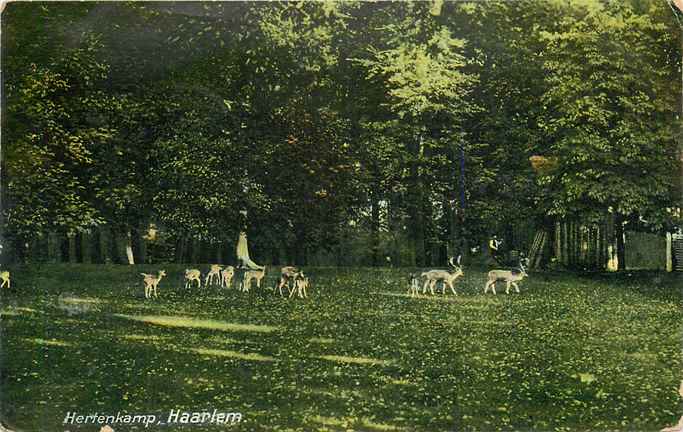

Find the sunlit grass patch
[[1, 307, 40, 316], [385, 378, 413, 386], [189, 347, 274, 362], [627, 352, 659, 361], [113, 314, 279, 333], [0, 309, 19, 317], [317, 354, 393, 367], [121, 334, 169, 342], [309, 337, 334, 344], [373, 292, 461, 302], [23, 338, 72, 347], [360, 418, 407, 431], [59, 296, 105, 304]]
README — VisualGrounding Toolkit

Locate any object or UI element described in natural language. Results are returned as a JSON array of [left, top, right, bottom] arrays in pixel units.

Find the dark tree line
[[2, 1, 680, 269]]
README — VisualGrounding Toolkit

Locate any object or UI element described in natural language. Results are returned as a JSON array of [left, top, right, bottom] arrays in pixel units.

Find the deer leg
[[513, 282, 520, 293], [506, 281, 511, 295], [448, 280, 457, 295], [422, 280, 430, 294]]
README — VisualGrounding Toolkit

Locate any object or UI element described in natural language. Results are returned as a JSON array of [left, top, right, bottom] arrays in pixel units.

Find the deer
[[407, 273, 420, 297], [288, 271, 310, 299], [184, 269, 202, 289], [242, 266, 267, 292], [276, 266, 301, 297], [421, 256, 464, 295], [204, 264, 222, 286], [140, 270, 166, 299], [0, 271, 10, 289], [484, 258, 529, 295], [220, 266, 235, 288]]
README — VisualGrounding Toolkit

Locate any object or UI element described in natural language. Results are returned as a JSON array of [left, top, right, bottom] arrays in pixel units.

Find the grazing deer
[[407, 273, 420, 297], [288, 271, 310, 299], [242, 266, 267, 292], [141, 270, 166, 299], [484, 258, 529, 295], [421, 256, 464, 295], [220, 266, 235, 288], [184, 269, 202, 289], [204, 264, 222, 286], [277, 266, 300, 297]]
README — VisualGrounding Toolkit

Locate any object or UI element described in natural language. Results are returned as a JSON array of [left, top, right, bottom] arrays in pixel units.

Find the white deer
[[184, 269, 202, 289], [407, 273, 420, 297], [277, 266, 300, 297], [242, 266, 267, 292], [421, 256, 464, 295], [204, 264, 222, 286], [140, 270, 166, 299], [220, 266, 235, 288], [288, 271, 310, 299], [1, 271, 10, 289], [484, 258, 529, 295]]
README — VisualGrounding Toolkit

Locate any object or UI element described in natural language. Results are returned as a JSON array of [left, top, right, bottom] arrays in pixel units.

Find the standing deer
[[484, 258, 529, 295], [421, 256, 464, 295], [204, 264, 222, 286], [141, 270, 166, 299], [288, 271, 310, 299], [242, 266, 267, 292], [184, 269, 202, 289], [407, 273, 420, 297], [276, 266, 300, 297], [220, 266, 235, 288]]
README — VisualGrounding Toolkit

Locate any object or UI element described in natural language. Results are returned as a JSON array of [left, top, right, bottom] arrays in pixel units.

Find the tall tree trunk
[[132, 225, 145, 265], [440, 197, 451, 264], [409, 134, 426, 267], [370, 188, 380, 267], [190, 238, 200, 264], [68, 234, 78, 263], [125, 230, 135, 265], [80, 231, 92, 264], [605, 213, 618, 271], [615, 214, 626, 271], [175, 235, 186, 264], [216, 243, 224, 265], [47, 231, 60, 263], [91, 229, 102, 264]]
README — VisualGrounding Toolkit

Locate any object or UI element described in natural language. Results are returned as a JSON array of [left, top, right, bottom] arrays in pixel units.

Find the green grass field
[[0, 265, 680, 431]]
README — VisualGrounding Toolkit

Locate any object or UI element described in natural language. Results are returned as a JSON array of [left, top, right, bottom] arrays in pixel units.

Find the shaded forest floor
[[0, 265, 680, 431]]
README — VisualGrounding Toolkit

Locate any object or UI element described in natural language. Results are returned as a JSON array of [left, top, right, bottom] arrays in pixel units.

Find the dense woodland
[[2, 0, 680, 268]]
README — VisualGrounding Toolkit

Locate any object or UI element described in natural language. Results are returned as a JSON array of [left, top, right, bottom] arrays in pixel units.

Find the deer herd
[[137, 256, 529, 300]]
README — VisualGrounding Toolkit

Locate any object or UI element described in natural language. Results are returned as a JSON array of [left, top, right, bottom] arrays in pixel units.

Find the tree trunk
[[615, 215, 626, 271], [80, 231, 92, 264], [131, 225, 144, 265], [606, 213, 618, 271], [190, 238, 200, 264], [370, 188, 380, 267], [175, 235, 186, 264], [125, 230, 135, 265], [47, 231, 60, 263]]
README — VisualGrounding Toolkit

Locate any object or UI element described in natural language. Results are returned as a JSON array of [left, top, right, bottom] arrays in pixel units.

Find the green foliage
[[536, 0, 679, 229]]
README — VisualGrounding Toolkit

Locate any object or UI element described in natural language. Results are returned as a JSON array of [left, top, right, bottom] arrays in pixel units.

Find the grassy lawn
[[0, 264, 680, 431]]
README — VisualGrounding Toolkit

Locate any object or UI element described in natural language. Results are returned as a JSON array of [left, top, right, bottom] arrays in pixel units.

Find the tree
[[537, 0, 679, 269]]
